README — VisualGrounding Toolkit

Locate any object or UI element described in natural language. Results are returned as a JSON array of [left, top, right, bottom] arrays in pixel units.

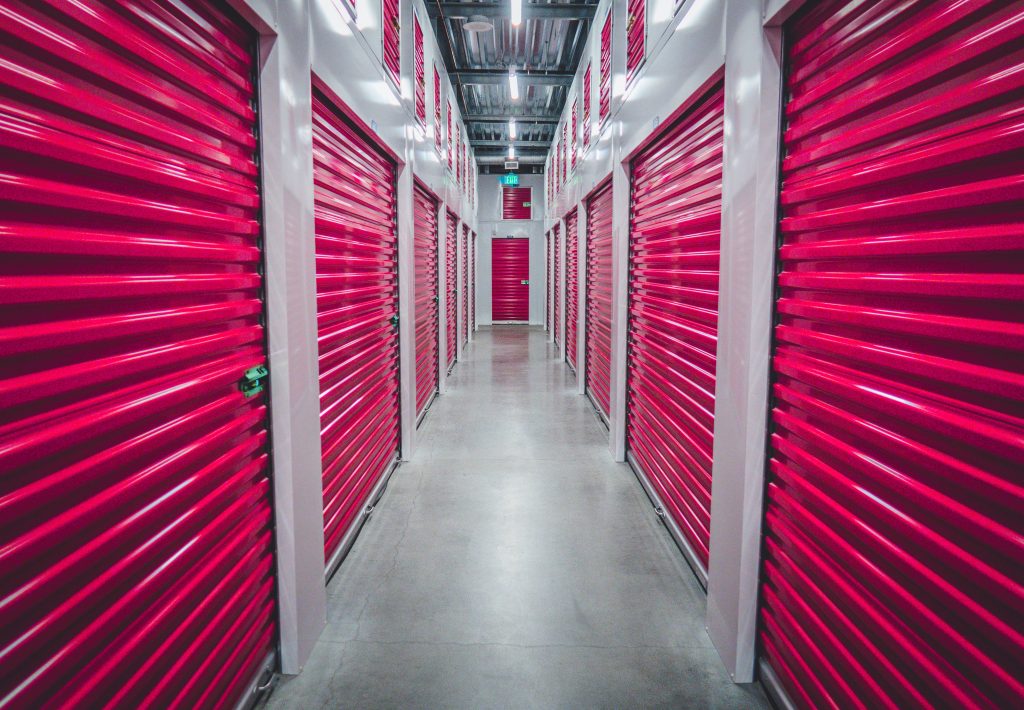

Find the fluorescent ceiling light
[[508, 68, 519, 100], [511, 0, 522, 26], [509, 118, 517, 139], [508, 144, 515, 158]]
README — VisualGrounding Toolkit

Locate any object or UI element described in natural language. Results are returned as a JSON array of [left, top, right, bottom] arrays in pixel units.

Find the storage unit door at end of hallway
[[313, 90, 400, 564], [759, 1, 1024, 708], [491, 238, 530, 322], [586, 180, 614, 418], [566, 209, 579, 372], [413, 183, 439, 417], [445, 210, 458, 368], [0, 1, 275, 706], [627, 81, 724, 570]]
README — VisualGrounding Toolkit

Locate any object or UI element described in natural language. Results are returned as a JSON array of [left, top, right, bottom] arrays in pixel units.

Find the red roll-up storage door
[[462, 225, 469, 347], [0, 1, 276, 706], [586, 179, 614, 419], [553, 224, 562, 348], [545, 231, 551, 331], [471, 231, 477, 332], [599, 11, 612, 126], [312, 89, 400, 567], [445, 210, 458, 369], [502, 186, 532, 220], [491, 238, 530, 322], [381, 0, 399, 87], [626, 81, 723, 571], [760, 2, 1024, 708], [566, 209, 580, 372], [413, 183, 439, 418]]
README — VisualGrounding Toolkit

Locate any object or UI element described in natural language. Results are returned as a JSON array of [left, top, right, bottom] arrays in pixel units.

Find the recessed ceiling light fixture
[[464, 14, 494, 32], [511, 0, 522, 26], [508, 68, 519, 100], [508, 143, 516, 159], [509, 118, 517, 139]]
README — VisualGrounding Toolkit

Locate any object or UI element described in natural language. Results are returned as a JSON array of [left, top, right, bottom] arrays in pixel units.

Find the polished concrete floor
[[263, 326, 769, 709]]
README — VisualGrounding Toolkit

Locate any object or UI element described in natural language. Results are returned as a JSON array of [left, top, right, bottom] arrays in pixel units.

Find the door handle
[[521, 280, 529, 285]]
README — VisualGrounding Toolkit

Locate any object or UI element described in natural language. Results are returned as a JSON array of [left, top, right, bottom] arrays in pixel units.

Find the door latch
[[240, 365, 269, 398]]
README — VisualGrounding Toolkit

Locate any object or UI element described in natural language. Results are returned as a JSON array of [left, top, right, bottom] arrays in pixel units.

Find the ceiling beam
[[476, 155, 547, 164], [452, 69, 574, 86], [471, 140, 550, 149], [463, 114, 559, 125], [426, 2, 597, 21]]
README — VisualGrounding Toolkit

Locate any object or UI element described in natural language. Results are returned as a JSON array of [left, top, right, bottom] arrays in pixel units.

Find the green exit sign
[[499, 173, 519, 186]]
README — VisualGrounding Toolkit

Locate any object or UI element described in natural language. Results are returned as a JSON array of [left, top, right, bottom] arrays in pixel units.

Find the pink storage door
[[461, 225, 469, 347], [760, 2, 1024, 708], [586, 179, 614, 419], [626, 81, 724, 571], [553, 224, 562, 348], [565, 209, 580, 372], [445, 210, 458, 369], [626, 0, 646, 84], [599, 11, 612, 126], [413, 14, 425, 126], [0, 1, 276, 706], [502, 186, 532, 220], [470, 231, 477, 333], [545, 231, 551, 331], [312, 89, 400, 566], [491, 238, 530, 322], [413, 183, 439, 418], [381, 0, 399, 87]]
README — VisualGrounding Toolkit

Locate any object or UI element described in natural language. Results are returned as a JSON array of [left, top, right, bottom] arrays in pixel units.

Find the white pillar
[[705, 0, 787, 684], [245, 0, 327, 675]]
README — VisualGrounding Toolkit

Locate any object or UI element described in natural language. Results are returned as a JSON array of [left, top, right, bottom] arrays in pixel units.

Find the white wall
[[476, 174, 547, 325]]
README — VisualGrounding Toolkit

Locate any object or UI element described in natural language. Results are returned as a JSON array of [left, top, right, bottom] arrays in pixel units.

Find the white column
[[608, 154, 631, 462], [397, 161, 416, 458], [705, 0, 787, 684], [438, 203, 450, 394], [245, 0, 327, 675]]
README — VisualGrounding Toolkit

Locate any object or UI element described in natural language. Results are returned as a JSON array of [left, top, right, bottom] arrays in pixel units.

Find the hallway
[[264, 327, 769, 709]]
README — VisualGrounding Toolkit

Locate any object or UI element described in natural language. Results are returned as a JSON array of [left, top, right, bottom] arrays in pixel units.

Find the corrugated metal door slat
[[627, 81, 724, 569], [491, 238, 530, 322], [313, 90, 400, 565], [413, 184, 438, 417], [760, 2, 1024, 708], [0, 0, 275, 705], [586, 180, 614, 418], [554, 223, 562, 348], [446, 210, 458, 368], [566, 209, 579, 372]]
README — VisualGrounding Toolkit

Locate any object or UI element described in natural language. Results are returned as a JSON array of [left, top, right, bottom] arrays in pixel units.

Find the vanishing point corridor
[[263, 328, 770, 709]]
